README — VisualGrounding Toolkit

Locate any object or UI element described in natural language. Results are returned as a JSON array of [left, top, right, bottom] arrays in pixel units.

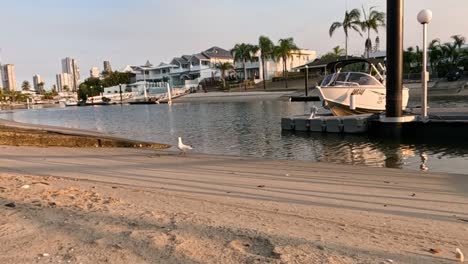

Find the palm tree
[[428, 39, 443, 75], [329, 8, 362, 59], [231, 43, 257, 90], [332, 46, 345, 56], [320, 46, 346, 60], [258, 36, 275, 90], [441, 35, 467, 65], [452, 35, 466, 49], [273, 38, 299, 89], [361, 6, 386, 58], [21, 81, 31, 91], [38, 82, 45, 94], [215, 62, 234, 90]]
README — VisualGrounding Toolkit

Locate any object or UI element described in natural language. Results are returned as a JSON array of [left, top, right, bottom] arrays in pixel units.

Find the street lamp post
[[119, 83, 123, 104], [305, 65, 309, 97], [417, 9, 433, 121]]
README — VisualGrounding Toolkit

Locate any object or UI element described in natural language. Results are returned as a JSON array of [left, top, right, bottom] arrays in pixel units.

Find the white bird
[[309, 106, 319, 119], [456, 248, 464, 263], [178, 137, 193, 155]]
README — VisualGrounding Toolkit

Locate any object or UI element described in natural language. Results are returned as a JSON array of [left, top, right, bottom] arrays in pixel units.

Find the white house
[[234, 49, 317, 81]]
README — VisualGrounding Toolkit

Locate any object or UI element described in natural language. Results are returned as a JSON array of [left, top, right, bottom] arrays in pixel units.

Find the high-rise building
[[61, 57, 81, 91], [90, 67, 100, 78], [33, 74, 43, 92], [56, 73, 72, 92], [1, 64, 17, 92], [103, 61, 112, 73]]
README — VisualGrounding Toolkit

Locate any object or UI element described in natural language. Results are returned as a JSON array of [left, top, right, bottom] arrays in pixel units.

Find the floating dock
[[282, 114, 375, 133], [282, 108, 468, 139]]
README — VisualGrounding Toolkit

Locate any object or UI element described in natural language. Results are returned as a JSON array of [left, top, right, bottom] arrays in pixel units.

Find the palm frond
[[329, 22, 342, 37]]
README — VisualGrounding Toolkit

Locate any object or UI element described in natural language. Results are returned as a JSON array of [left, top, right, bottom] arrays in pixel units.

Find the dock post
[[383, 0, 404, 138], [305, 65, 309, 97], [119, 84, 123, 104], [386, 0, 404, 118]]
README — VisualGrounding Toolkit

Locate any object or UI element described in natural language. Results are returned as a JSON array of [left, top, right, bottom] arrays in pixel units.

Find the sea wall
[[0, 120, 170, 149]]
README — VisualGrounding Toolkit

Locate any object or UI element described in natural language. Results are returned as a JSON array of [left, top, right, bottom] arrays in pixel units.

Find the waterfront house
[[234, 49, 317, 82], [124, 47, 234, 88]]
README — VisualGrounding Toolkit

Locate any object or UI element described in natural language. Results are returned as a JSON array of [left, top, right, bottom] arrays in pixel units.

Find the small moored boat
[[316, 59, 409, 116]]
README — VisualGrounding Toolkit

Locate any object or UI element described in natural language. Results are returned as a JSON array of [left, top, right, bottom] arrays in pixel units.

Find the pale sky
[[1, 0, 467, 88]]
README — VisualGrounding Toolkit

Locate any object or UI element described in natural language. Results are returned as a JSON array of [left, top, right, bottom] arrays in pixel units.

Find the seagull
[[309, 106, 319, 119], [178, 137, 193, 155]]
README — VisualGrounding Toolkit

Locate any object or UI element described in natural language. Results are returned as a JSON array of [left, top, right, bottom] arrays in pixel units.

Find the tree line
[[78, 71, 134, 102], [404, 35, 467, 77], [217, 36, 300, 90]]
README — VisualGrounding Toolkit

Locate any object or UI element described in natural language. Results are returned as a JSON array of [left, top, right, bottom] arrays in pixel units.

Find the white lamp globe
[[417, 9, 433, 24]]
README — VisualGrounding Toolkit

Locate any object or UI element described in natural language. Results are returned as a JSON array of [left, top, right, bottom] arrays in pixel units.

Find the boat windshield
[[346, 72, 382, 86], [321, 74, 335, 86], [320, 72, 383, 87]]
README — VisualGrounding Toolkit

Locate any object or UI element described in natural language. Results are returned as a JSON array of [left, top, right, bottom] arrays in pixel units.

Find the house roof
[[202, 46, 233, 59], [171, 57, 189, 65], [181, 55, 192, 61], [295, 56, 362, 70], [192, 53, 210, 61], [144, 60, 153, 67]]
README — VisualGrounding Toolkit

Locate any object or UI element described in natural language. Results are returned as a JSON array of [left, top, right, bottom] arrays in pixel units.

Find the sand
[[1, 146, 467, 263]]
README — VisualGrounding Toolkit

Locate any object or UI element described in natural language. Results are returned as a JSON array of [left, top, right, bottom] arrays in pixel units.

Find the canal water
[[1, 98, 468, 175]]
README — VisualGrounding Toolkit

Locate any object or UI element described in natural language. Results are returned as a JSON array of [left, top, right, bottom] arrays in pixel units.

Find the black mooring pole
[[386, 0, 404, 118], [305, 66, 309, 97]]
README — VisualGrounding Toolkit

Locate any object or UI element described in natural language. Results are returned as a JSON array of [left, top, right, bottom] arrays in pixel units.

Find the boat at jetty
[[316, 59, 410, 116], [63, 98, 78, 107]]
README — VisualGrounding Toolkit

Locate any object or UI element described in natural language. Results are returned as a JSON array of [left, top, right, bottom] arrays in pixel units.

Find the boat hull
[[326, 101, 383, 116], [317, 86, 410, 116]]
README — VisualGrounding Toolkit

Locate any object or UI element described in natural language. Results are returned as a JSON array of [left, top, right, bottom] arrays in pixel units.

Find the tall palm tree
[[258, 36, 275, 90], [361, 6, 386, 58], [215, 62, 234, 90], [273, 38, 299, 89], [329, 8, 362, 59], [231, 43, 256, 90]]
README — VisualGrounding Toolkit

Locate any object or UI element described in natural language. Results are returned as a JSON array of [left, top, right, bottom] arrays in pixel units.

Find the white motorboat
[[64, 98, 78, 106], [316, 59, 409, 116]]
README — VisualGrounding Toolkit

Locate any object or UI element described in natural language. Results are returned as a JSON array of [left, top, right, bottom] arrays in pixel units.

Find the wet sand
[[1, 146, 467, 263]]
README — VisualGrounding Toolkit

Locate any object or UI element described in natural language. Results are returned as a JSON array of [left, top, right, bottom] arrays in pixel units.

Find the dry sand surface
[[1, 146, 468, 263]]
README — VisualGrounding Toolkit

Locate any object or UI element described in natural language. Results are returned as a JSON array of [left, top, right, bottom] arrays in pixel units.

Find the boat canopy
[[326, 58, 383, 73]]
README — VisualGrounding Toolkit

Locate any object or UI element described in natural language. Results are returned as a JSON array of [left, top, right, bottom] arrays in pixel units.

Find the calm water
[[1, 98, 468, 175]]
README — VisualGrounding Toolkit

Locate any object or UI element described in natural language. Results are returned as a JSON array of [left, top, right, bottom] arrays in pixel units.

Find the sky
[[1, 0, 467, 89]]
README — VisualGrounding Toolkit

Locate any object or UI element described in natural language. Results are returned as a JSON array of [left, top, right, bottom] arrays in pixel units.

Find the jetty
[[282, 108, 468, 139]]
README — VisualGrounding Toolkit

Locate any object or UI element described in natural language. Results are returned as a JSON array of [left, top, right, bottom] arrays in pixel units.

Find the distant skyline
[[1, 0, 467, 89]]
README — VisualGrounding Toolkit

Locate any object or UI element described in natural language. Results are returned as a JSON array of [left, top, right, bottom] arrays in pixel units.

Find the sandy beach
[[1, 146, 467, 263]]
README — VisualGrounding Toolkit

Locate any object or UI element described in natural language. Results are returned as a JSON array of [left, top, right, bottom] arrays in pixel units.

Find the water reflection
[[1, 100, 468, 175]]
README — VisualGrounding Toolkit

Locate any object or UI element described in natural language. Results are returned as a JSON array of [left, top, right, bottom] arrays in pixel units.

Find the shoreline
[[0, 118, 170, 149], [173, 91, 294, 103], [1, 146, 467, 263]]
